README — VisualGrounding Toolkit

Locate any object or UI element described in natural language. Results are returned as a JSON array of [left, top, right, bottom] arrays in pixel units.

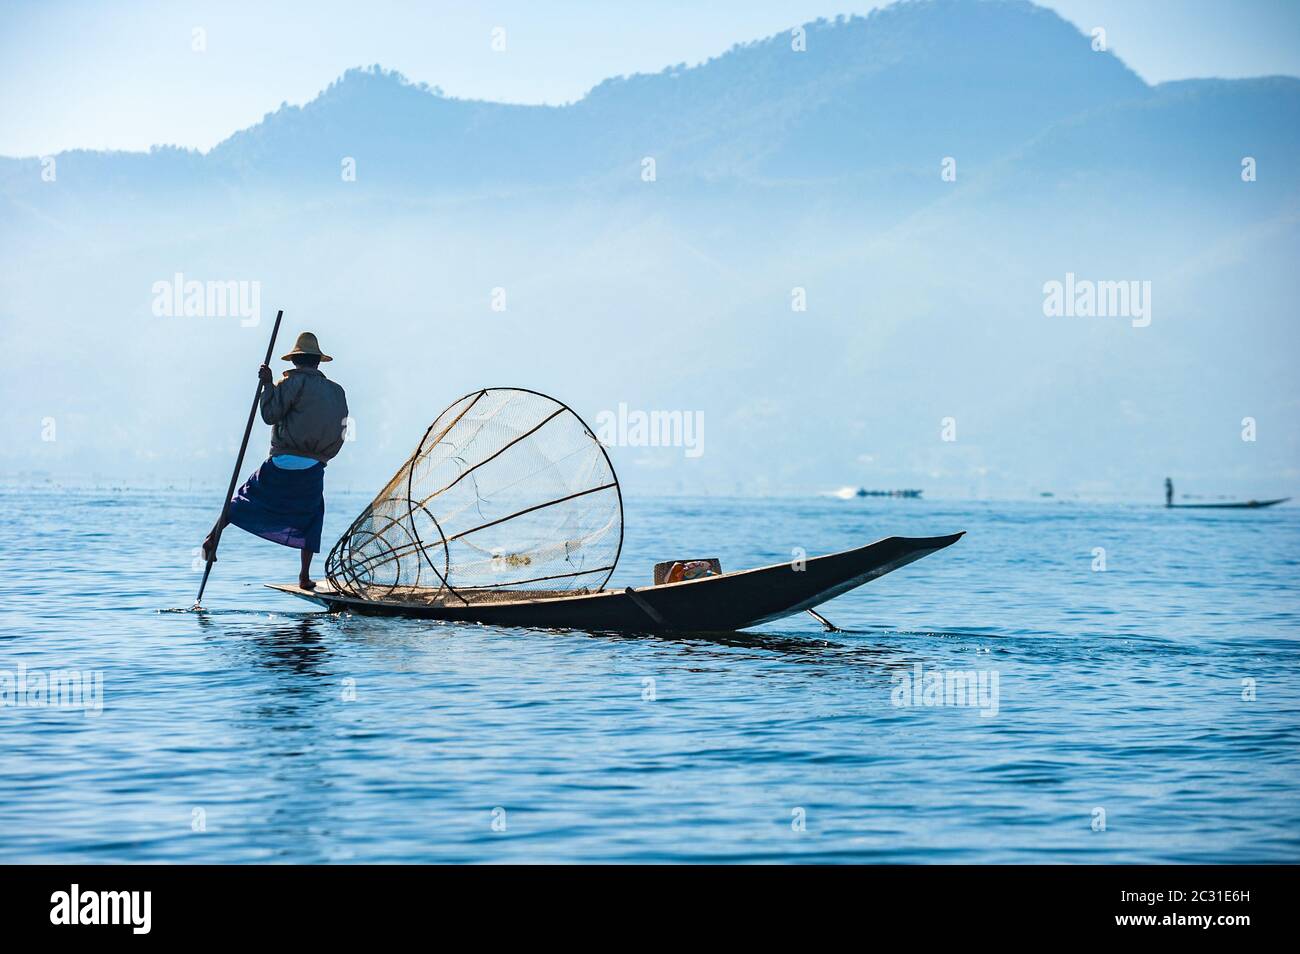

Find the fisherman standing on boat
[[202, 332, 348, 589], [1165, 477, 1174, 508]]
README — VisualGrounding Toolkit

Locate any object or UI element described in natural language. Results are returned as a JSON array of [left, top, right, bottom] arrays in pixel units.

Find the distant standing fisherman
[[1165, 477, 1174, 508], [202, 332, 349, 589]]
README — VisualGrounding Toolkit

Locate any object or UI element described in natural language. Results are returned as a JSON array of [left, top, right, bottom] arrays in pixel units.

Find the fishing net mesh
[[325, 389, 623, 604]]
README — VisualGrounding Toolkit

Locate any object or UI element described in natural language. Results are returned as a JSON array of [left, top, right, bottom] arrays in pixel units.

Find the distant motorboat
[[855, 488, 923, 499]]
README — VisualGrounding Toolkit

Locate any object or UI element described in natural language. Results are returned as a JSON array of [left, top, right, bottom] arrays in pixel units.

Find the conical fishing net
[[325, 388, 623, 604]]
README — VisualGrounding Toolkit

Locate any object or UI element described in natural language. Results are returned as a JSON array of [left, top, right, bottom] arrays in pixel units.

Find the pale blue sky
[[1, 0, 1298, 156]]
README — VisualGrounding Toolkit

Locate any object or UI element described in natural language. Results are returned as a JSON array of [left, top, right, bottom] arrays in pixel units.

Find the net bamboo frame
[[325, 388, 624, 605]]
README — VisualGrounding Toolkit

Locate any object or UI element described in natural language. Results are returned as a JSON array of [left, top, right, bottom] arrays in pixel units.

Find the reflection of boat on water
[[1164, 478, 1288, 509]]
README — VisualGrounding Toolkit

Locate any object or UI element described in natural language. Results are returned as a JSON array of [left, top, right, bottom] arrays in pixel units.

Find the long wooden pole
[[193, 309, 285, 608]]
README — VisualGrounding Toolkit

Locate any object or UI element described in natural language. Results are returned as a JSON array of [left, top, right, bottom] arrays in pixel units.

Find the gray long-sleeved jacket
[[259, 367, 349, 463]]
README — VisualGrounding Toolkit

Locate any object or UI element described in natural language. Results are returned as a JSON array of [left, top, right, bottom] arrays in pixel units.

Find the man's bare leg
[[300, 548, 316, 590]]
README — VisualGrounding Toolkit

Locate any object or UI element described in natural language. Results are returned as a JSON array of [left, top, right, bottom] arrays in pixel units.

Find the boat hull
[[1169, 497, 1289, 509], [268, 532, 964, 632]]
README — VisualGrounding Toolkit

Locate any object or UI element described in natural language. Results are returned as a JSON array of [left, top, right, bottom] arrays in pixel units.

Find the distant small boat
[[1169, 498, 1289, 510], [1163, 479, 1287, 510], [855, 488, 923, 498]]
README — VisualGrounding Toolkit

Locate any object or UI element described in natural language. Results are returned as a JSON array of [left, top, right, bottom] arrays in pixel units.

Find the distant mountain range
[[3, 0, 1296, 201], [3, 0, 1297, 497]]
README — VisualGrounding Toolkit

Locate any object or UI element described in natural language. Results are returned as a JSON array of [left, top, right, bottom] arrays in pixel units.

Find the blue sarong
[[228, 457, 325, 553]]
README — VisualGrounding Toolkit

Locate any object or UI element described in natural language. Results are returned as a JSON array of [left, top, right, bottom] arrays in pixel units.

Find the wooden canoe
[[267, 531, 964, 632], [1169, 497, 1290, 509]]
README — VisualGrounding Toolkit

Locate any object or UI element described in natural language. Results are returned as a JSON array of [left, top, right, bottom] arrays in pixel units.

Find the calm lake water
[[1, 486, 1297, 863]]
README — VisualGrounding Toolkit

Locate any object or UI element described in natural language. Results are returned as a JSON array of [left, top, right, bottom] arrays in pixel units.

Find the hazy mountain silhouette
[[2, 0, 1297, 498], [5, 0, 1295, 199]]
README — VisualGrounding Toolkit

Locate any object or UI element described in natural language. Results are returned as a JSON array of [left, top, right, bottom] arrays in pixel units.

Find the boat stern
[[265, 582, 336, 609]]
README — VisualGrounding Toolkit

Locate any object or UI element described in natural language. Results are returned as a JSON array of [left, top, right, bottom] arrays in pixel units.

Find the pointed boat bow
[[267, 531, 965, 632]]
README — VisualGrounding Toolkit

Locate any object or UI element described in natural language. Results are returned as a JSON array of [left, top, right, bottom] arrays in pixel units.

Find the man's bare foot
[[298, 576, 317, 591]]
